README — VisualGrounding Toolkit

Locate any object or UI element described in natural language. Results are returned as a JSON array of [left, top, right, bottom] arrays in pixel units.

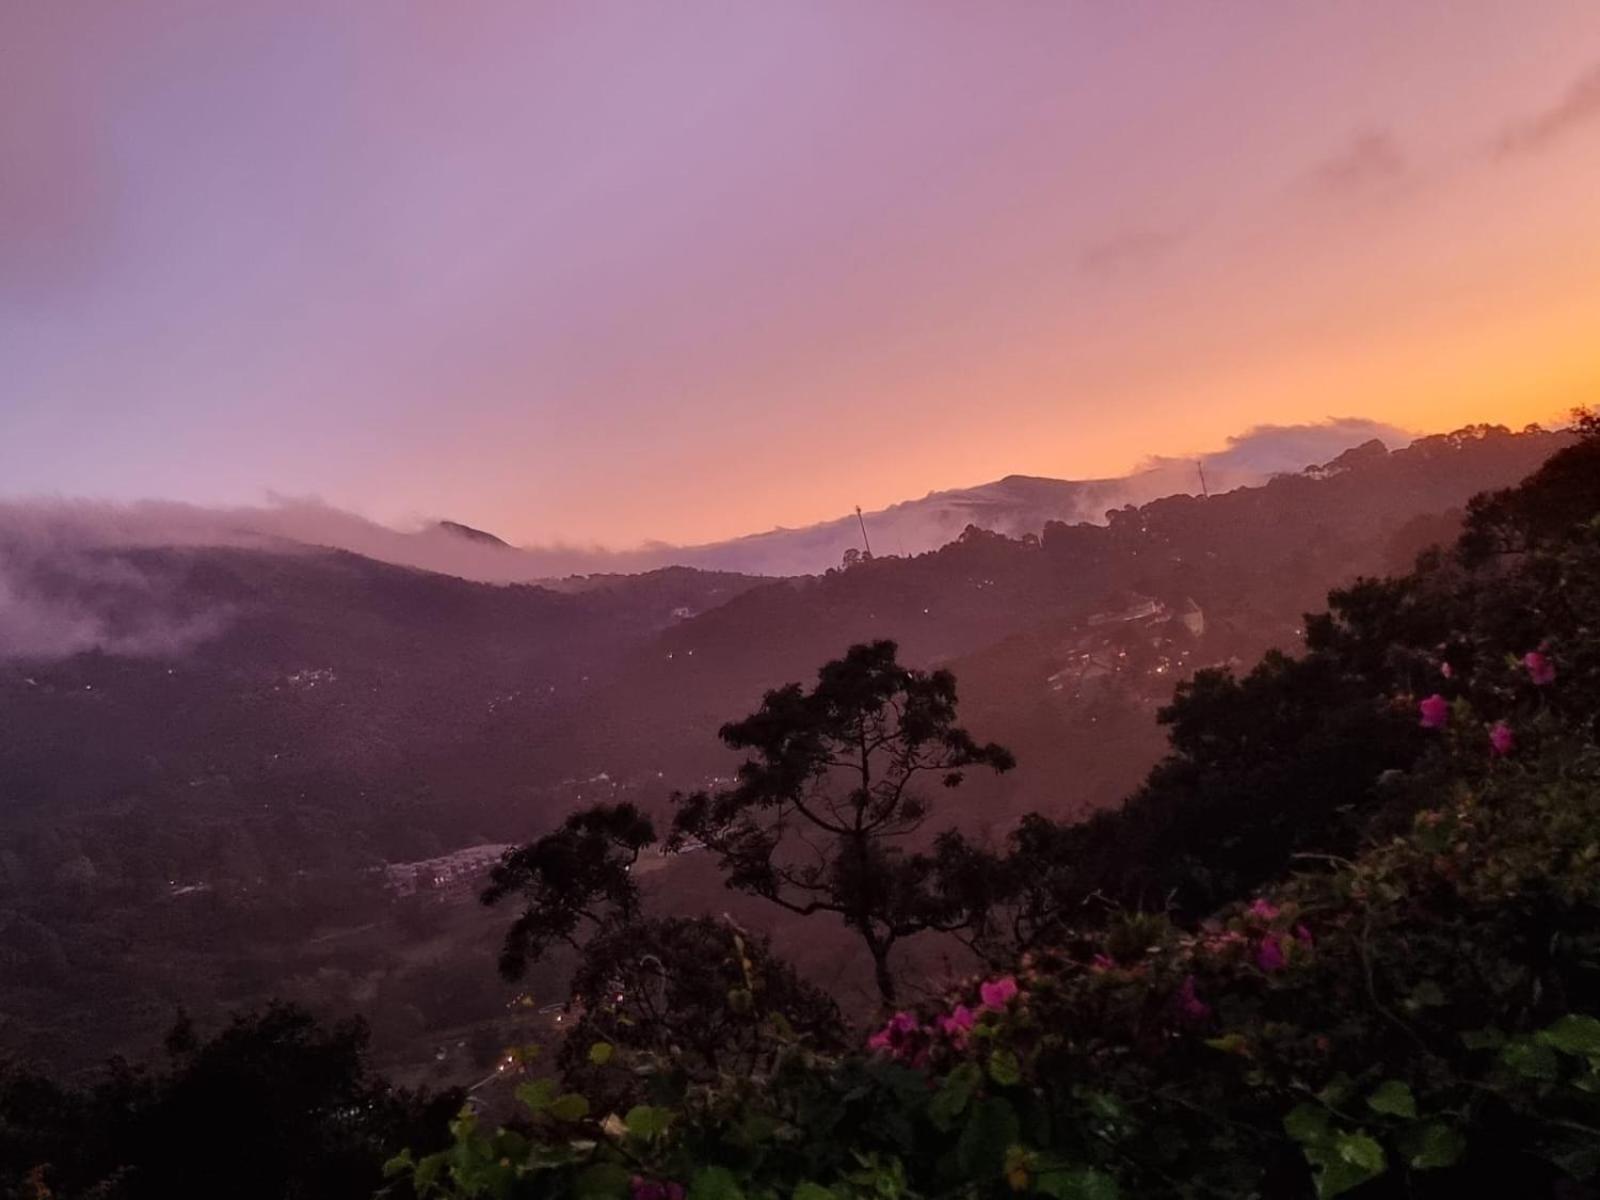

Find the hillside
[[0, 423, 1569, 1076], [559, 425, 1569, 821]]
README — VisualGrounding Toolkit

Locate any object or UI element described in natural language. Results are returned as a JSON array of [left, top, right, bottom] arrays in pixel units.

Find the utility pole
[[1196, 459, 1210, 499], [855, 506, 874, 558]]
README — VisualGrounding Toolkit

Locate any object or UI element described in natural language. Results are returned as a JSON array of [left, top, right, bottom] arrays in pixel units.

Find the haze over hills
[[0, 418, 1413, 607]]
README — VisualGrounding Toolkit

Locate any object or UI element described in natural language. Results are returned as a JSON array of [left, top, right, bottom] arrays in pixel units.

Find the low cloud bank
[[0, 418, 1416, 661]]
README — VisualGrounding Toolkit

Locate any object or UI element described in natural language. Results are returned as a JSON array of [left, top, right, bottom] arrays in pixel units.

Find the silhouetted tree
[[480, 803, 655, 980], [671, 640, 1014, 1004]]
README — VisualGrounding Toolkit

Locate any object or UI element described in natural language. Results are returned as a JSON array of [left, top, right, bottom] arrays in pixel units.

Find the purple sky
[[3, 2, 1598, 546]]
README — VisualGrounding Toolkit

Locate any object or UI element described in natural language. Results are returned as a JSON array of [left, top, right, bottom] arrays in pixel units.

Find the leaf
[[1302, 1132, 1387, 1199], [928, 1062, 982, 1130], [689, 1166, 744, 1200], [516, 1077, 556, 1113], [1335, 1132, 1385, 1173], [1004, 1145, 1034, 1191], [957, 1097, 1020, 1177], [549, 1092, 591, 1122], [1502, 1040, 1561, 1081], [1035, 1166, 1119, 1200], [1538, 1014, 1600, 1057], [1366, 1080, 1417, 1119], [1461, 1027, 1505, 1051], [1395, 1121, 1467, 1170], [576, 1163, 635, 1199], [588, 1041, 615, 1066], [1313, 1155, 1380, 1200], [1204, 1033, 1250, 1056], [625, 1104, 672, 1140], [793, 1184, 836, 1200], [381, 1149, 413, 1178], [988, 1047, 1022, 1087], [1283, 1104, 1330, 1145], [413, 1155, 443, 1194]]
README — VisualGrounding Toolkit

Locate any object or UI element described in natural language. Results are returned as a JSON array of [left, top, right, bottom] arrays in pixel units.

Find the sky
[[3, 2, 1598, 548]]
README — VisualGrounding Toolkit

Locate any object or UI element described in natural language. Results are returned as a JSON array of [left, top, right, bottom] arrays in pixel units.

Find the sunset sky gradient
[[3, 2, 1598, 546]]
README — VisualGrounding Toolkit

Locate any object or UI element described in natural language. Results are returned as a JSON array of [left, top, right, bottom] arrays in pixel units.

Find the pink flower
[[1419, 694, 1450, 729], [1256, 935, 1286, 973], [1294, 923, 1314, 950], [1524, 651, 1556, 686], [979, 976, 1020, 1011], [938, 1004, 976, 1045], [1175, 974, 1210, 1021], [1247, 897, 1280, 921], [868, 1010, 923, 1055], [1090, 953, 1115, 972], [1440, 662, 1454, 679], [1489, 721, 1515, 757]]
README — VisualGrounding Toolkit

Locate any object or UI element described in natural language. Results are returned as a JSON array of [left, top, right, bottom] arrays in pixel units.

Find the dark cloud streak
[[1492, 63, 1600, 158], [1305, 130, 1407, 193]]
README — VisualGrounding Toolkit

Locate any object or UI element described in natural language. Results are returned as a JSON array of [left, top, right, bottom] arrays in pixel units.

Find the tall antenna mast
[[1196, 459, 1210, 499], [854, 506, 874, 558]]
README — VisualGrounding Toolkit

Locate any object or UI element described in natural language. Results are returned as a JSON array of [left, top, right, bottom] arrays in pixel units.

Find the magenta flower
[[868, 1010, 920, 1053], [1489, 721, 1515, 757], [1247, 897, 1280, 921], [1294, 923, 1314, 950], [1175, 974, 1211, 1021], [1256, 935, 1286, 973], [1524, 651, 1556, 686], [1090, 953, 1115, 972], [632, 1179, 685, 1200], [1419, 694, 1450, 729], [938, 1004, 976, 1045], [979, 976, 1020, 1011]]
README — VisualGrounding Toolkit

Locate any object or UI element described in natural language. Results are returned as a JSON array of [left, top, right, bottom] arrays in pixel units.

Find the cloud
[[1492, 63, 1600, 158], [1305, 130, 1407, 193], [0, 416, 1420, 656], [1134, 416, 1416, 499], [0, 538, 231, 662], [1077, 228, 1185, 276]]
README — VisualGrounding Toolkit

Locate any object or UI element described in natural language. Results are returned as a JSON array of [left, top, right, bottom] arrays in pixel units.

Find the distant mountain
[[555, 424, 1572, 819], [0, 418, 1417, 587], [436, 519, 511, 548], [648, 419, 1419, 575]]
